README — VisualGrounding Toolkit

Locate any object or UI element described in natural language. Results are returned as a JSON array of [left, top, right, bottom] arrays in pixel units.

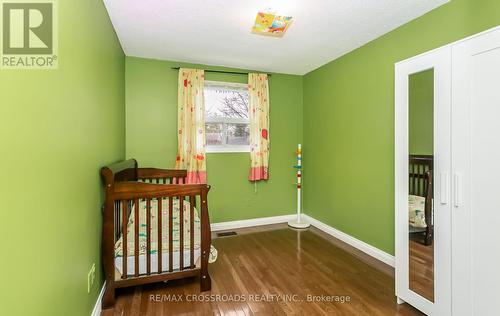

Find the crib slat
[[422, 165, 424, 194], [134, 199, 139, 277], [189, 195, 195, 268], [413, 164, 416, 194], [179, 196, 184, 270], [413, 164, 417, 195], [409, 163, 412, 194], [420, 165, 424, 195], [411, 163, 414, 194], [416, 164, 419, 195], [115, 201, 120, 240], [122, 200, 128, 279], [424, 166, 428, 197], [412, 164, 415, 194], [414, 164, 417, 194], [168, 197, 173, 272], [157, 198, 162, 274], [146, 199, 151, 275], [417, 165, 419, 194], [421, 165, 424, 195]]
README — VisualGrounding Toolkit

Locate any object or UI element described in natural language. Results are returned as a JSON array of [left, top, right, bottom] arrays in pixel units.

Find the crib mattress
[[115, 249, 201, 276]]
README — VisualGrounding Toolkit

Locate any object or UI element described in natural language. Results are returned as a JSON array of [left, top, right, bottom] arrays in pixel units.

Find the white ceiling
[[103, 0, 449, 75]]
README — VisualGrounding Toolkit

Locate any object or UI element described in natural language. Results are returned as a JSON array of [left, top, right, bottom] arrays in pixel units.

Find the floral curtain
[[248, 73, 270, 181], [175, 68, 206, 184]]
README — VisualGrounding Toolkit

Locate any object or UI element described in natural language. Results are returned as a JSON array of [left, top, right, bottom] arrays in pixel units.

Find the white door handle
[[440, 172, 449, 205], [453, 172, 462, 207]]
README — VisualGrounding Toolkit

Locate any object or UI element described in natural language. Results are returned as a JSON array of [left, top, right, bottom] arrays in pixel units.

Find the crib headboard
[[100, 159, 137, 240], [101, 158, 138, 187]]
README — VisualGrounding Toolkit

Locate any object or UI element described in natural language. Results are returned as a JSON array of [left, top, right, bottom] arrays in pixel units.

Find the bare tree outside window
[[205, 81, 250, 152], [218, 92, 249, 118]]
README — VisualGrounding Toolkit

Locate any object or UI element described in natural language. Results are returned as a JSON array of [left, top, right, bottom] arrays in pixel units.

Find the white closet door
[[395, 46, 452, 316], [452, 27, 500, 316]]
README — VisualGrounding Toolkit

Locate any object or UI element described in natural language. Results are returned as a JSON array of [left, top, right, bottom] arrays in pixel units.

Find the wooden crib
[[100, 159, 212, 309]]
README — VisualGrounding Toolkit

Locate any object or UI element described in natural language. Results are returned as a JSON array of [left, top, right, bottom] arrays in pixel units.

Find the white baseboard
[[210, 214, 395, 267], [211, 214, 296, 232], [302, 214, 395, 267], [91, 282, 106, 316], [211, 213, 394, 267]]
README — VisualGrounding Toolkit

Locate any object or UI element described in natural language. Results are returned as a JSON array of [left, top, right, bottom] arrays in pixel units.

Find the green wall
[[125, 57, 303, 223], [303, 0, 500, 254], [409, 69, 434, 155], [0, 1, 124, 315]]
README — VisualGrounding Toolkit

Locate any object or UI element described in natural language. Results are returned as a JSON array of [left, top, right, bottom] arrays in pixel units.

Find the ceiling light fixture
[[251, 10, 293, 38]]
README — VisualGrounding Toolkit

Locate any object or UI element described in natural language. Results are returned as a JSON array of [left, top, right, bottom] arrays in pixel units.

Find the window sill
[[206, 145, 250, 153]]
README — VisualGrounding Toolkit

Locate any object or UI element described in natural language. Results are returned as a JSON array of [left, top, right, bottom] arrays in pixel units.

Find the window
[[204, 81, 250, 152]]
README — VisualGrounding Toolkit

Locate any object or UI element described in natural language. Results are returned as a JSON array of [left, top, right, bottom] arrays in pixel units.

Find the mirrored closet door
[[395, 47, 452, 316]]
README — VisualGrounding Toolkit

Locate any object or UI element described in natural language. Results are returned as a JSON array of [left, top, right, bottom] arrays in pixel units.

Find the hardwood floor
[[103, 225, 423, 316], [409, 234, 434, 302]]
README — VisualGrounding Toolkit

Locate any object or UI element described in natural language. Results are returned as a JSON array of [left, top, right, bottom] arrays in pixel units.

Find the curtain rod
[[171, 67, 271, 77]]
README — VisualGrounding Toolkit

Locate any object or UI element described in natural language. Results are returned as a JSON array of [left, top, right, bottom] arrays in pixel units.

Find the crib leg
[[200, 272, 211, 292], [425, 228, 433, 246], [102, 284, 115, 310]]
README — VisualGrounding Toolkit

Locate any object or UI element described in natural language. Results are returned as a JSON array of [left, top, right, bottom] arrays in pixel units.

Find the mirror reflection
[[408, 69, 434, 302]]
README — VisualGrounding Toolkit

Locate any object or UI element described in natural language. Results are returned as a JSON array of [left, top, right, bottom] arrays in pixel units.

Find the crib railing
[[100, 159, 212, 308], [111, 168, 188, 240], [112, 183, 207, 278]]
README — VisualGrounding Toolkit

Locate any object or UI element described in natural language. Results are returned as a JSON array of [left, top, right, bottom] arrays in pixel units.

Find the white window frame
[[204, 81, 250, 153]]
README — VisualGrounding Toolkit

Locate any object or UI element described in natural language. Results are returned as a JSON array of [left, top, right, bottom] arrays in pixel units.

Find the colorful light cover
[[252, 12, 293, 37]]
